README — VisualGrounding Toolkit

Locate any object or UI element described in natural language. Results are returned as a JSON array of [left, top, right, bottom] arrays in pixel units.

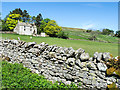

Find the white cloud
[[81, 23, 95, 29]]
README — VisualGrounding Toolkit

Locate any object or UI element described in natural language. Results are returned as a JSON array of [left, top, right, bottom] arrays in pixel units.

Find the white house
[[14, 21, 37, 35]]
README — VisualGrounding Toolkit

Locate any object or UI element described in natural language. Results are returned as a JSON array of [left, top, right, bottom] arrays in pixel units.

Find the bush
[[105, 54, 120, 77], [57, 31, 69, 39], [115, 31, 120, 38], [2, 61, 79, 88], [88, 36, 97, 41], [102, 29, 114, 35], [107, 83, 118, 89], [2, 24, 9, 31], [86, 30, 92, 33]]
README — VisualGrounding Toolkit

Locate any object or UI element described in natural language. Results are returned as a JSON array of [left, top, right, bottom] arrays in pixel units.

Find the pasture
[[1, 33, 118, 57]]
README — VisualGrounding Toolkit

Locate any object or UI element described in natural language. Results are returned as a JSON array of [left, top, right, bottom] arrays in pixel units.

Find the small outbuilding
[[14, 21, 37, 35]]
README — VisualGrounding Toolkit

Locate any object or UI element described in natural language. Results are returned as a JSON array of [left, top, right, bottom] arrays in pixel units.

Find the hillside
[[62, 27, 118, 43]]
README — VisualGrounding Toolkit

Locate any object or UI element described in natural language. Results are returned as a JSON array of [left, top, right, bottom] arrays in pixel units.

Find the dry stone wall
[[1, 39, 120, 89]]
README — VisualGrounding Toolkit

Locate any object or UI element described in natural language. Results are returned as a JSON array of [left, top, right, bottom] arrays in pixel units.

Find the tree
[[88, 31, 97, 41], [22, 10, 30, 22], [5, 14, 22, 31], [2, 19, 9, 31], [43, 18, 50, 23], [38, 18, 51, 34], [38, 19, 62, 36], [10, 8, 23, 15], [44, 20, 62, 37], [10, 8, 30, 23], [32, 16, 36, 23], [115, 31, 120, 37], [35, 13, 43, 27], [86, 29, 92, 33], [102, 28, 114, 35]]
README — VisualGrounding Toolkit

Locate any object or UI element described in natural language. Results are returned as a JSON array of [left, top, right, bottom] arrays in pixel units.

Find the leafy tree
[[38, 21, 46, 34], [38, 18, 62, 37], [44, 20, 62, 37], [43, 18, 50, 23], [35, 13, 43, 27], [38, 18, 51, 34], [102, 28, 114, 35], [32, 16, 36, 23], [88, 31, 97, 41], [115, 31, 120, 37], [0, 12, 1, 20], [57, 31, 69, 39], [3, 13, 10, 22], [10, 8, 30, 23], [2, 23, 9, 31], [22, 10, 30, 22], [5, 14, 22, 31], [10, 8, 23, 15], [86, 29, 92, 33]]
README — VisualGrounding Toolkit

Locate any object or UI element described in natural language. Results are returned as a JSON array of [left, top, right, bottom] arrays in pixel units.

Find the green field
[[1, 33, 118, 57], [62, 27, 119, 43]]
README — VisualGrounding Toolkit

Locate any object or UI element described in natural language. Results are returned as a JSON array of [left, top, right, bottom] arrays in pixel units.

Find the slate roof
[[18, 21, 36, 27]]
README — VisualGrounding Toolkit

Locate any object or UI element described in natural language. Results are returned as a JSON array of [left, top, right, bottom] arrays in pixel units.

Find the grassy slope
[[62, 27, 119, 43], [1, 33, 118, 57]]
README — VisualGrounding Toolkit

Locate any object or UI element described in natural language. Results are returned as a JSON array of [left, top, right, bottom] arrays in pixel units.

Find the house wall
[[14, 24, 19, 34], [14, 23, 37, 35], [19, 26, 25, 35], [19, 26, 35, 35]]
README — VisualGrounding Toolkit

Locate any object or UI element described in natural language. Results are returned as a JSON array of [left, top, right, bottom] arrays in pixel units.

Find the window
[[24, 26, 26, 31], [30, 26, 32, 31]]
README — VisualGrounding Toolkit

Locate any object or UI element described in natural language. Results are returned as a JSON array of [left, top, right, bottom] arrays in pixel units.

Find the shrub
[[2, 24, 9, 31], [107, 83, 118, 90], [102, 29, 114, 35], [57, 31, 69, 39], [115, 31, 120, 38], [88, 36, 97, 41], [2, 61, 80, 88], [86, 30, 92, 33], [105, 54, 120, 77], [106, 67, 116, 75]]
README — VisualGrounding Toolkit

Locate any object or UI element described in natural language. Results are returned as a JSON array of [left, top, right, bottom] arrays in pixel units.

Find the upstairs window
[[30, 26, 32, 31], [24, 26, 26, 31]]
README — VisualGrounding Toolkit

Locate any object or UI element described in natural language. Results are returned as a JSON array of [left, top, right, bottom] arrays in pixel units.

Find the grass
[[2, 60, 78, 88], [62, 27, 119, 43], [1, 33, 118, 57]]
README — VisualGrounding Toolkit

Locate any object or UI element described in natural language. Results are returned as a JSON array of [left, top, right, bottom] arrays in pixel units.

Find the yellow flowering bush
[[6, 14, 22, 31], [106, 54, 120, 77]]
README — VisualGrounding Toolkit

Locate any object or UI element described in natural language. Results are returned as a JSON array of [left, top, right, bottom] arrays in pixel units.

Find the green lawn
[[1, 33, 118, 57]]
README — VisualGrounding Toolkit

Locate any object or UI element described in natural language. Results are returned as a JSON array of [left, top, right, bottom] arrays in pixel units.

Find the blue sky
[[1, 0, 119, 2], [2, 2, 118, 32]]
